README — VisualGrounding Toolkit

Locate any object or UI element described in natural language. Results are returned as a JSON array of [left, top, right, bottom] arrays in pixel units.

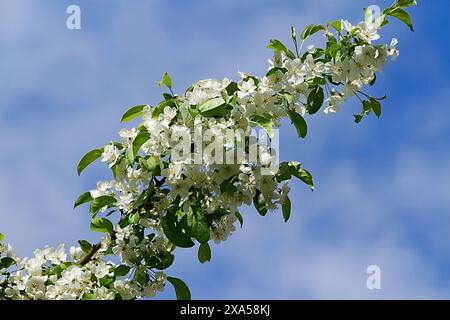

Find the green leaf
[[291, 26, 299, 57], [301, 24, 325, 41], [249, 113, 274, 139], [354, 114, 364, 123], [77, 148, 103, 176], [121, 105, 146, 122], [266, 39, 296, 60], [82, 293, 96, 300], [74, 191, 93, 209], [90, 217, 114, 234], [286, 161, 314, 191], [198, 242, 212, 263], [392, 0, 417, 8], [266, 67, 288, 77], [0, 257, 15, 269], [129, 212, 140, 224], [295, 168, 314, 191], [254, 190, 268, 216], [287, 110, 308, 139], [306, 86, 324, 115], [276, 162, 292, 182], [330, 20, 342, 32], [114, 265, 131, 277], [384, 7, 414, 31], [90, 195, 117, 215], [158, 72, 172, 89], [0, 233, 4, 241], [187, 207, 210, 243], [235, 212, 244, 228], [220, 175, 238, 196], [167, 276, 191, 300], [146, 156, 160, 173], [162, 211, 195, 248], [130, 130, 150, 160], [370, 99, 382, 117], [199, 97, 231, 118], [282, 196, 292, 222], [78, 240, 93, 253]]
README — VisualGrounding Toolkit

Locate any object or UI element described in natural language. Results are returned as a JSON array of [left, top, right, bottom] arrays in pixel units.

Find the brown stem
[[79, 233, 116, 266], [79, 243, 101, 266]]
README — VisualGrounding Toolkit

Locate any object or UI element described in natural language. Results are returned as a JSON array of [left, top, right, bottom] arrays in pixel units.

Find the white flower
[[159, 106, 177, 130], [324, 90, 345, 115], [237, 78, 257, 100], [142, 284, 156, 297], [101, 143, 120, 168], [303, 54, 325, 78], [90, 181, 112, 198], [388, 38, 399, 61], [113, 280, 136, 300], [284, 59, 305, 84], [268, 51, 283, 68], [373, 46, 389, 70], [117, 193, 134, 212], [186, 87, 209, 105], [45, 243, 67, 264], [94, 287, 115, 300], [93, 261, 111, 279], [25, 276, 47, 297], [69, 246, 83, 260], [354, 45, 377, 66], [342, 20, 355, 33], [119, 128, 138, 147], [152, 271, 166, 292], [307, 45, 316, 53]]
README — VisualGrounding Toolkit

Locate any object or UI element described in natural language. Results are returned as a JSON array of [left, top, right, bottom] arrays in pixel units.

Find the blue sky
[[1, 0, 450, 299]]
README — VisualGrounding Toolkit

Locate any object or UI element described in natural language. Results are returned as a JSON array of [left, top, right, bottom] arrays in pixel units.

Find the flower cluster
[[0, 1, 415, 300]]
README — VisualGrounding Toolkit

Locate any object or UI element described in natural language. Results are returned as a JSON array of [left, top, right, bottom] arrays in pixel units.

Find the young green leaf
[[121, 105, 146, 122], [287, 162, 314, 191], [90, 217, 114, 234], [78, 240, 93, 253], [306, 86, 324, 114], [158, 72, 172, 90], [74, 191, 93, 209], [253, 190, 268, 216], [266, 39, 296, 60], [330, 20, 342, 32], [282, 196, 292, 222], [114, 265, 131, 277], [167, 276, 191, 300], [187, 208, 210, 243], [291, 26, 299, 57], [0, 233, 4, 241], [249, 113, 274, 139], [129, 212, 140, 224], [199, 97, 231, 118], [77, 148, 103, 176], [384, 7, 414, 31], [198, 242, 212, 263], [89, 195, 117, 215], [161, 211, 195, 248], [131, 130, 151, 159], [392, 0, 417, 9], [287, 110, 308, 138], [235, 212, 244, 228], [0, 257, 15, 269], [370, 99, 382, 117], [301, 24, 325, 41]]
